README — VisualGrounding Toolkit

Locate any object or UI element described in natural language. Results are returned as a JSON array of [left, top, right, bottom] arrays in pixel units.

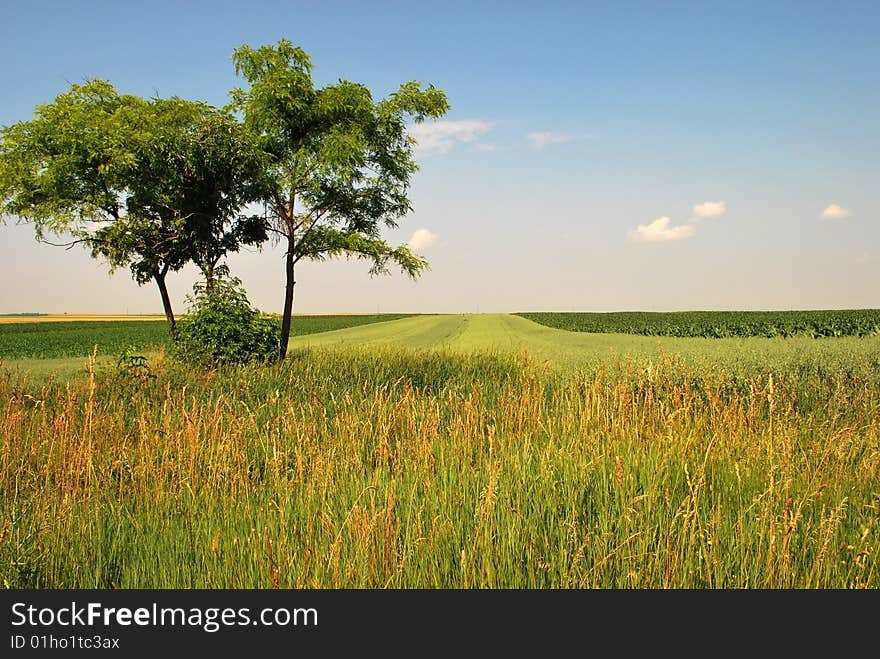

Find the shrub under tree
[[172, 272, 279, 366]]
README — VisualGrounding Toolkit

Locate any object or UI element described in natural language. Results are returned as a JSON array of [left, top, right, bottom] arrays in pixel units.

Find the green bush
[[172, 276, 279, 365]]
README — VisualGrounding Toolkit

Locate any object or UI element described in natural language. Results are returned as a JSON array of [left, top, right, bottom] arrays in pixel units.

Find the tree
[[0, 82, 267, 327], [230, 40, 449, 358]]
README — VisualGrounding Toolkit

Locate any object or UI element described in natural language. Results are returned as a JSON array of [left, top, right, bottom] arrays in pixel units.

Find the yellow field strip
[[0, 315, 167, 324]]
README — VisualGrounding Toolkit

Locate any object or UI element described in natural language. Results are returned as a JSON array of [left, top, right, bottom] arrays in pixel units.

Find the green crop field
[[0, 314, 411, 360], [289, 313, 880, 379], [2, 313, 878, 588], [518, 309, 880, 338]]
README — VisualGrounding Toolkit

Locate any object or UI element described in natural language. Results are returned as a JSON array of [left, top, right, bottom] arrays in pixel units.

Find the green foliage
[[298, 226, 427, 277], [115, 345, 154, 383], [518, 310, 880, 338], [87, 97, 269, 286], [171, 275, 280, 365], [230, 39, 449, 265], [0, 80, 143, 234]]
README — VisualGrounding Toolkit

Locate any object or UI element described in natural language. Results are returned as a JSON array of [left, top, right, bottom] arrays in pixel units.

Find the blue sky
[[1, 0, 878, 313]]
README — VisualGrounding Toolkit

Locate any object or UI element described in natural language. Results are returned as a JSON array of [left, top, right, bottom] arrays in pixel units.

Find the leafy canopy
[[0, 80, 145, 235], [230, 39, 450, 275], [0, 81, 268, 288]]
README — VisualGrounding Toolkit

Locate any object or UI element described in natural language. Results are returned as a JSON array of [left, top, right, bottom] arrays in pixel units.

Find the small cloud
[[627, 216, 696, 243], [691, 200, 726, 221], [527, 131, 575, 148], [473, 143, 496, 152], [820, 203, 851, 220], [407, 120, 494, 154], [408, 228, 438, 251]]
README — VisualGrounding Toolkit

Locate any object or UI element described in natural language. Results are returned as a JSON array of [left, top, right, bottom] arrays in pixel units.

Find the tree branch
[[292, 208, 329, 258], [39, 236, 104, 251]]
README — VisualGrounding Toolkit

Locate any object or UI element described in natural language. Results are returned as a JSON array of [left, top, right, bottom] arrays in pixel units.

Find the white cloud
[[691, 200, 726, 221], [627, 216, 696, 243], [629, 199, 728, 243], [408, 228, 438, 251], [820, 203, 851, 220], [527, 131, 575, 148], [407, 120, 493, 154]]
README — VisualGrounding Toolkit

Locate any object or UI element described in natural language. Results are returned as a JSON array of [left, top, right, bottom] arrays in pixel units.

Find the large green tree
[[230, 40, 449, 358], [0, 81, 267, 327]]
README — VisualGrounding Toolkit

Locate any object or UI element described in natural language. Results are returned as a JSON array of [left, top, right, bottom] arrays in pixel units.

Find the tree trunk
[[279, 235, 296, 359], [154, 269, 176, 330], [202, 262, 215, 292]]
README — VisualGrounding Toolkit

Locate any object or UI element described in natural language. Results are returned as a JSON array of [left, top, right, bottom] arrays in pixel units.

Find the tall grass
[[1, 346, 877, 588]]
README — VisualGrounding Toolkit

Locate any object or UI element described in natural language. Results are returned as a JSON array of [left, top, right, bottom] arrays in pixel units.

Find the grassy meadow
[[1, 313, 878, 588]]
